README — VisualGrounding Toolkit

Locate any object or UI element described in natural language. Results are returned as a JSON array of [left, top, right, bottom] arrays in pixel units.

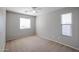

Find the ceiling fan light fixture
[[33, 10, 36, 13]]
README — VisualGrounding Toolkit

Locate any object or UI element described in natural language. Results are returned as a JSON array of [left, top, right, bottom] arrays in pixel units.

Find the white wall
[[36, 7, 79, 50], [6, 11, 36, 40], [0, 8, 6, 51]]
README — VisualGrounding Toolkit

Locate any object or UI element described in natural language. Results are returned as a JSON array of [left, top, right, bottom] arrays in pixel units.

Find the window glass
[[20, 18, 31, 29], [61, 13, 72, 24], [61, 13, 72, 36]]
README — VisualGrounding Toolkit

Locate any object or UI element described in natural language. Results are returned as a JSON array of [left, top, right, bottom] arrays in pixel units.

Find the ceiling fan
[[31, 7, 42, 14], [25, 7, 41, 14]]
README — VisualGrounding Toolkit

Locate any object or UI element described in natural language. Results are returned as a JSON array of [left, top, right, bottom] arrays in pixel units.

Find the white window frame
[[20, 18, 31, 29], [61, 13, 72, 37]]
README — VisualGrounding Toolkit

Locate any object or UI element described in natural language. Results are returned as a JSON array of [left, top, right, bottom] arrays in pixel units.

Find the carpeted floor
[[5, 36, 78, 52]]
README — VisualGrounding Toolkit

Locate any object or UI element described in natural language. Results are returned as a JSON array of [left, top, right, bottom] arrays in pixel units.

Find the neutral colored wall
[[36, 7, 79, 50], [0, 8, 6, 51], [6, 11, 36, 40]]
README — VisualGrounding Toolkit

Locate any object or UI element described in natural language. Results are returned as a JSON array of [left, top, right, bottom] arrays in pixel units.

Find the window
[[61, 13, 72, 36], [20, 18, 31, 29]]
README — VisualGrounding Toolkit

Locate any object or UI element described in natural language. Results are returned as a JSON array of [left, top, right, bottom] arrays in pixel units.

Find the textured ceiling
[[6, 7, 63, 16]]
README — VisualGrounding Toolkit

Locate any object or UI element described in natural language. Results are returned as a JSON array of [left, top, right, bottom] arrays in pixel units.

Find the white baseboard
[[50, 39, 79, 51], [38, 35, 79, 51]]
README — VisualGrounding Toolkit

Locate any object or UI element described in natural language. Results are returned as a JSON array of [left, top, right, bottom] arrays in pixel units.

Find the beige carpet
[[5, 36, 78, 52]]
